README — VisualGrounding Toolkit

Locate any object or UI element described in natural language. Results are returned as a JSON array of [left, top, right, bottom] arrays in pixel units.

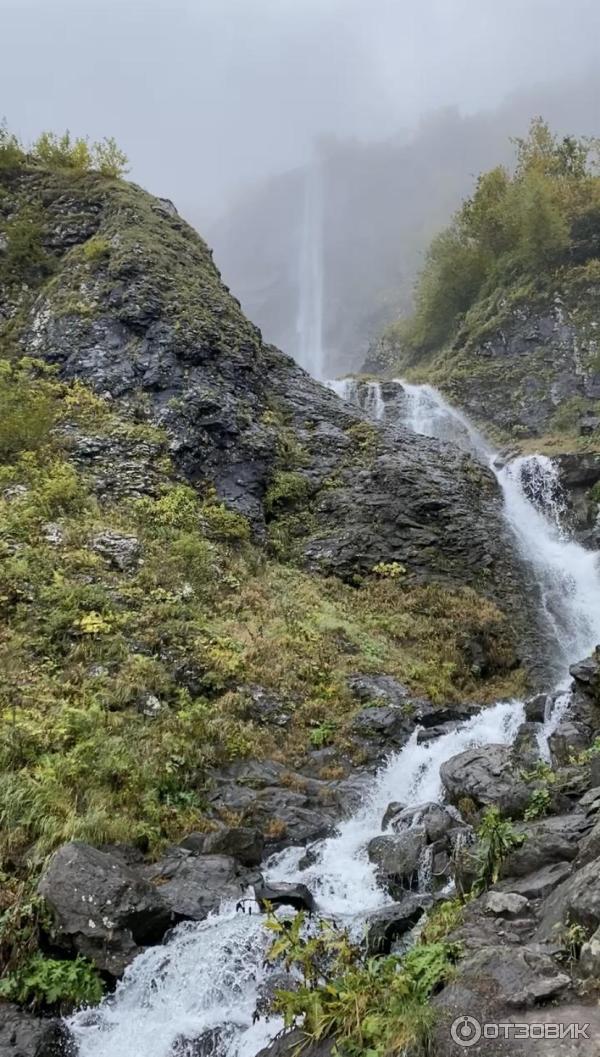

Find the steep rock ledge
[[2, 166, 527, 617]]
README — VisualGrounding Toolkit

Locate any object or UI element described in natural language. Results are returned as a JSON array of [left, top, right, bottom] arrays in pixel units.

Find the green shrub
[[81, 235, 111, 263], [30, 131, 128, 178], [0, 207, 54, 286], [0, 120, 25, 171], [473, 807, 525, 894], [265, 911, 458, 1056], [0, 953, 104, 1012], [91, 136, 129, 178], [0, 362, 58, 458], [264, 471, 310, 515]]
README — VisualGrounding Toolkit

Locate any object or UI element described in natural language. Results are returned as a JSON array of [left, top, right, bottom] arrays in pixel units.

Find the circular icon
[[450, 1016, 482, 1048]]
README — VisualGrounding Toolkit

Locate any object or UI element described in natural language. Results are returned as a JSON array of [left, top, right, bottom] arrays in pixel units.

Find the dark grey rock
[[498, 861, 573, 900], [432, 945, 572, 1057], [367, 830, 426, 895], [386, 801, 460, 844], [503, 814, 590, 877], [255, 1029, 334, 1057], [484, 892, 530, 918], [238, 685, 291, 728], [0, 1004, 75, 1057], [142, 851, 250, 921], [254, 882, 316, 914], [440, 744, 531, 816], [536, 855, 600, 939], [524, 693, 549, 723], [38, 842, 172, 976], [201, 827, 264, 867], [365, 895, 430, 955]]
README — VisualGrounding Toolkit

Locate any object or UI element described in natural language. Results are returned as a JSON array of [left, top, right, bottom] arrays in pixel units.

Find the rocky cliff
[[369, 279, 600, 450]]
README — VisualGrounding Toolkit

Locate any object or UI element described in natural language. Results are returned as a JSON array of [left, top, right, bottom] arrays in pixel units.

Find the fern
[[0, 954, 104, 1012]]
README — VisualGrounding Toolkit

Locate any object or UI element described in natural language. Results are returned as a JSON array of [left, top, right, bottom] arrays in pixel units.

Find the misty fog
[[4, 0, 600, 372]]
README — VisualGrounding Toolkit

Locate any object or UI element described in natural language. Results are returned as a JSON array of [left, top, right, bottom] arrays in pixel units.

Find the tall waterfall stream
[[69, 380, 600, 1057]]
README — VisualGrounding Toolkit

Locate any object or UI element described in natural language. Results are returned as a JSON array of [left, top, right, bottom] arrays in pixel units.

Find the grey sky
[[3, 0, 600, 223]]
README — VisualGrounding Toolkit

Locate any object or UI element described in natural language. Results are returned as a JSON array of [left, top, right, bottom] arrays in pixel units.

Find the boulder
[[381, 801, 407, 830], [440, 744, 531, 816], [171, 1028, 225, 1057], [142, 851, 251, 921], [524, 693, 549, 723], [432, 946, 572, 1057], [0, 1004, 75, 1057], [536, 854, 600, 940], [38, 842, 171, 975], [484, 892, 530, 918], [367, 831, 426, 895], [256, 1029, 334, 1057], [201, 827, 264, 867], [502, 814, 590, 877], [207, 761, 338, 848], [570, 649, 600, 702], [387, 801, 460, 844], [89, 530, 141, 570], [238, 685, 291, 728], [254, 882, 316, 914], [365, 895, 430, 955], [580, 926, 600, 978], [576, 817, 600, 867], [512, 722, 543, 770]]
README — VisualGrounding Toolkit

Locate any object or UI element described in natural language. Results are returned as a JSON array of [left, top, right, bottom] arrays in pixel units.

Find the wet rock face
[[419, 297, 600, 442], [554, 453, 600, 548]]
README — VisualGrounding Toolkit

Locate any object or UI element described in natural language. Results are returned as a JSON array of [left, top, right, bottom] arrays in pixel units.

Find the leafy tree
[[91, 136, 129, 178], [32, 130, 92, 172], [400, 118, 600, 354]]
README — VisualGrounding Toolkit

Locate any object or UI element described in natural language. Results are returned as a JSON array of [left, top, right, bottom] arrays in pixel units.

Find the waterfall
[[396, 382, 600, 684], [296, 161, 324, 379], [69, 379, 600, 1057]]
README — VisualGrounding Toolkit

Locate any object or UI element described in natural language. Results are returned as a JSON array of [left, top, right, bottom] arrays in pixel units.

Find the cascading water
[[69, 702, 523, 1057], [393, 381, 600, 684], [296, 161, 325, 380], [70, 377, 600, 1057]]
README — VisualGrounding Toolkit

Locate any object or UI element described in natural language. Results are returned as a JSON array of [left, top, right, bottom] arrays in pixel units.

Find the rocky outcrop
[[0, 166, 531, 626], [375, 293, 600, 447]]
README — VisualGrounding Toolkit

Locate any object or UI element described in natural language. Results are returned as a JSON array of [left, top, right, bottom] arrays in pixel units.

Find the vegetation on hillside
[[391, 119, 600, 356], [0, 121, 128, 178]]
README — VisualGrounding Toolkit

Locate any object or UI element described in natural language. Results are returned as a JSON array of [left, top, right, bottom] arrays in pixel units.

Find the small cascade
[[296, 161, 325, 379], [326, 378, 386, 420]]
